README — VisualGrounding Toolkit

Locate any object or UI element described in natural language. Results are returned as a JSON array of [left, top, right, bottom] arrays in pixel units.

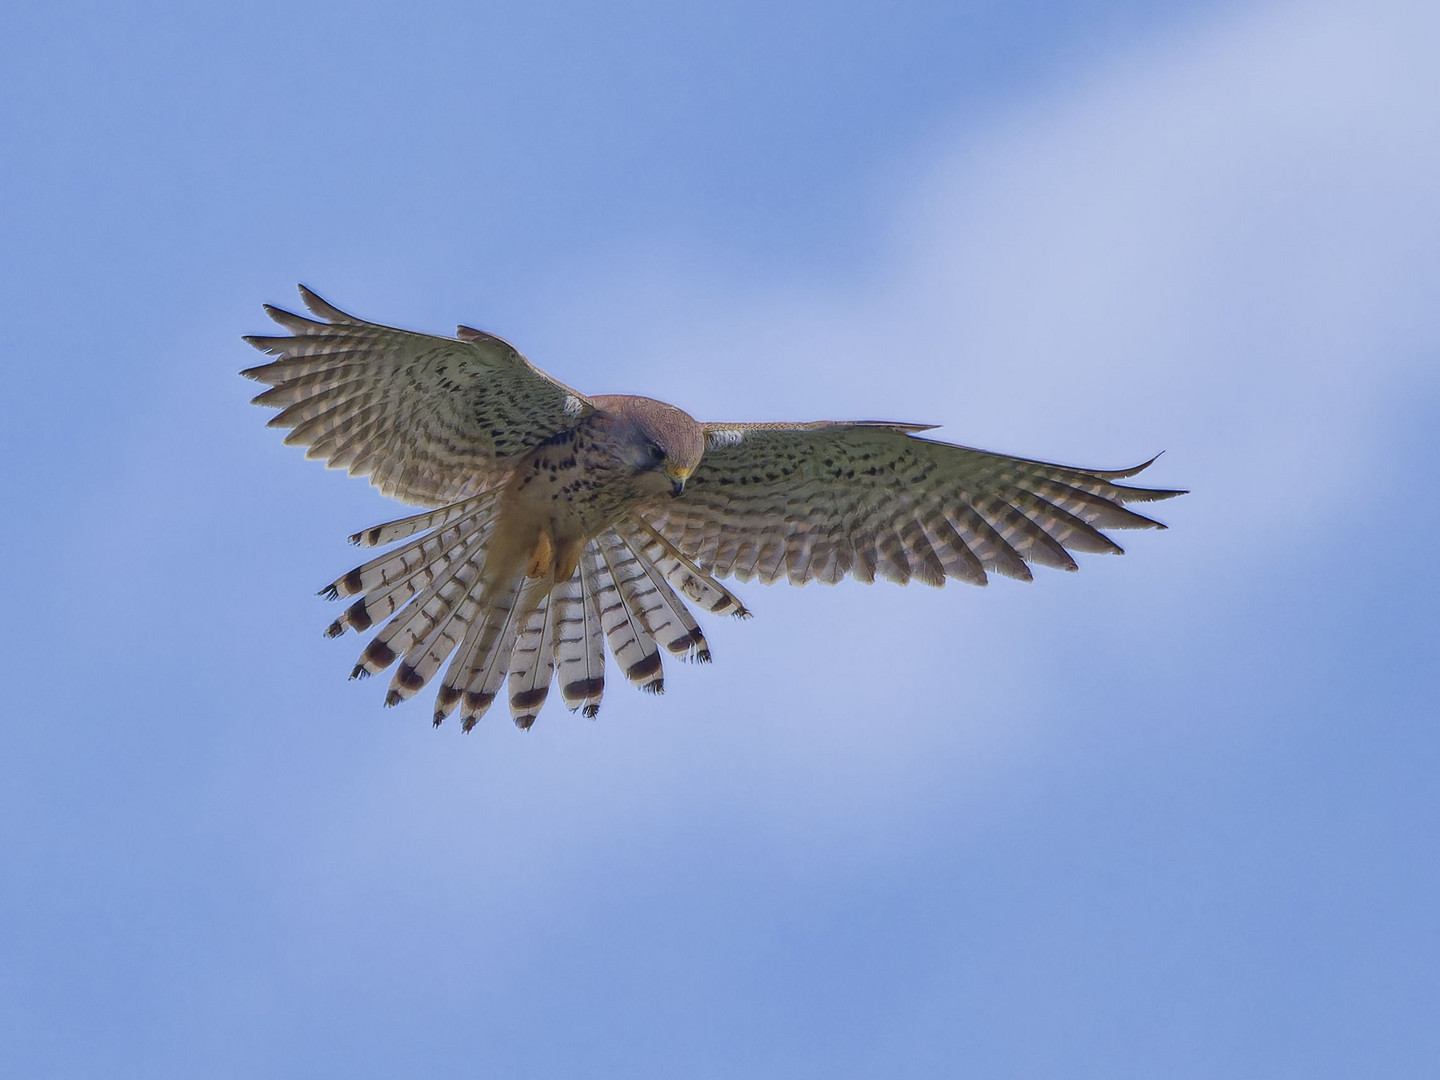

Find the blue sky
[[3, 0, 1438, 1075]]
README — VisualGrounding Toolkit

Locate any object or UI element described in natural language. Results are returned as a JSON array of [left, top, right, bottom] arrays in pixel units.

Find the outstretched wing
[[241, 286, 594, 506], [639, 421, 1186, 586]]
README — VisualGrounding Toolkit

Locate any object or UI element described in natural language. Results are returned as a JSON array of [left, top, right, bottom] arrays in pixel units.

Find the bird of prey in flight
[[243, 287, 1184, 730]]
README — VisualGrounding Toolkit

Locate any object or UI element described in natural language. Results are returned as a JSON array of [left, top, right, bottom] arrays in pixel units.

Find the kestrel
[[243, 287, 1185, 730]]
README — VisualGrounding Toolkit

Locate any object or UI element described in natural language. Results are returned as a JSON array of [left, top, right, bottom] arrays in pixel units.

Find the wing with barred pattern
[[241, 286, 594, 506], [641, 422, 1185, 587]]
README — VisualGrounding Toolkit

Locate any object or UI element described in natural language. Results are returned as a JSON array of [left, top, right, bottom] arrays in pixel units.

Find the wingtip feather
[[1100, 452, 1182, 481], [296, 284, 359, 324]]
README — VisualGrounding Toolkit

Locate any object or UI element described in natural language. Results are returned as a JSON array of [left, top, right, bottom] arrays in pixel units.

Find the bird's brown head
[[590, 394, 705, 497]]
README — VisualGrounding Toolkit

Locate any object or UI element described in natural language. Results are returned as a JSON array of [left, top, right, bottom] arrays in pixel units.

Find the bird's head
[[592, 395, 706, 497]]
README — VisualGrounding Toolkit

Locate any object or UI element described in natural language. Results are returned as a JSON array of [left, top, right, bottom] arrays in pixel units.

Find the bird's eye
[[647, 442, 666, 465]]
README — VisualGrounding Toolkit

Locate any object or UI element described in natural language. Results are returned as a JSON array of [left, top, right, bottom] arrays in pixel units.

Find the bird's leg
[[553, 537, 584, 583], [526, 525, 555, 579]]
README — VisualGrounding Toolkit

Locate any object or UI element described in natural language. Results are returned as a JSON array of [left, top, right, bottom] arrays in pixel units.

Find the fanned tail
[[325, 509, 737, 728]]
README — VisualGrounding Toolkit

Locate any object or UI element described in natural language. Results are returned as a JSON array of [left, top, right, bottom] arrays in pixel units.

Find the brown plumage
[[243, 287, 1185, 730]]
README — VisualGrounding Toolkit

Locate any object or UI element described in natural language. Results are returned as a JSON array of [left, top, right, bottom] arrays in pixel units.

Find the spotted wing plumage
[[241, 286, 593, 506], [642, 422, 1186, 587]]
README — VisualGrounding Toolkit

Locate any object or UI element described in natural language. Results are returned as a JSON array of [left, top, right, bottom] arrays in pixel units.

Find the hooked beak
[[667, 465, 692, 497]]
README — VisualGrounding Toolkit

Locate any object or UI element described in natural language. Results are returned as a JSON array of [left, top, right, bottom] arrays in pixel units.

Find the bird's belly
[[502, 457, 646, 582]]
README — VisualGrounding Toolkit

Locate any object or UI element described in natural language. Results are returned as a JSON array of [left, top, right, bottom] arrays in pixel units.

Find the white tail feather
[[379, 543, 496, 705], [590, 539, 665, 693], [553, 556, 606, 717], [322, 497, 498, 639], [616, 516, 749, 617], [598, 530, 710, 660], [507, 591, 557, 729], [348, 491, 501, 548]]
